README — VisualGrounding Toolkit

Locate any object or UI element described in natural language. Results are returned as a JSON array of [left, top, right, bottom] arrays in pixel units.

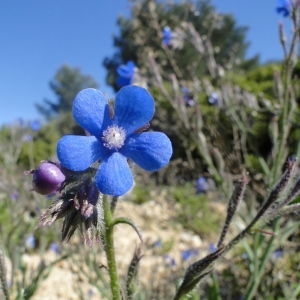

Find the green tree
[[36, 64, 99, 119], [103, 0, 259, 91], [36, 64, 99, 136]]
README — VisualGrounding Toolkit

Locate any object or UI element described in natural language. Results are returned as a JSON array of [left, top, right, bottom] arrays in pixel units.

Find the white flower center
[[102, 125, 126, 150]]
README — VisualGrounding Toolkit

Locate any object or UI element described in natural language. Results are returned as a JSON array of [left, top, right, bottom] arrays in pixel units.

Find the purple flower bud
[[32, 162, 66, 195]]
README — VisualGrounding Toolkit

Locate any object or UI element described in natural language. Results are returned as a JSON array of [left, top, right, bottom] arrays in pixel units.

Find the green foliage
[[36, 64, 99, 136], [131, 182, 152, 204], [103, 0, 258, 91], [230, 63, 281, 99], [171, 184, 221, 236], [36, 64, 99, 118]]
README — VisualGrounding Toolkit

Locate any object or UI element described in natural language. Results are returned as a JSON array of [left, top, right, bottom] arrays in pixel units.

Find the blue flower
[[10, 190, 19, 200], [30, 120, 41, 131], [163, 26, 172, 45], [209, 243, 217, 252], [23, 133, 32, 142], [181, 87, 195, 106], [276, 0, 291, 17], [272, 249, 284, 258], [57, 86, 173, 196], [25, 235, 36, 249], [116, 61, 135, 87], [181, 248, 199, 261], [196, 176, 210, 193], [208, 92, 219, 106], [165, 254, 176, 267], [50, 242, 61, 254], [153, 239, 162, 247]]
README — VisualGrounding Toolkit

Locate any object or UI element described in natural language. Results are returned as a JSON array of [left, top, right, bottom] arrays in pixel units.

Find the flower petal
[[73, 88, 111, 137], [113, 86, 155, 135], [57, 135, 106, 171], [121, 132, 172, 171], [117, 76, 132, 87], [95, 152, 133, 196]]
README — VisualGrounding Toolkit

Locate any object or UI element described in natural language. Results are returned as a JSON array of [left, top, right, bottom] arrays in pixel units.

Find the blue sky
[[0, 0, 288, 125]]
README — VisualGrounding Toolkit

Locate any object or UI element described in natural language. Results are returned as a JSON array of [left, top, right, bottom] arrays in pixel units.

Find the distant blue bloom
[[289, 155, 296, 162], [23, 133, 32, 142], [181, 248, 199, 261], [208, 92, 219, 106], [154, 239, 162, 247], [87, 289, 94, 298], [30, 120, 41, 131], [50, 242, 61, 254], [25, 235, 36, 249], [10, 190, 19, 200], [196, 176, 210, 193], [15, 118, 25, 127], [116, 61, 135, 87], [209, 243, 217, 252], [272, 249, 284, 258], [57, 86, 173, 196], [165, 254, 176, 267], [181, 87, 195, 106], [276, 0, 291, 17], [241, 253, 248, 259], [6, 280, 12, 288], [163, 26, 172, 45]]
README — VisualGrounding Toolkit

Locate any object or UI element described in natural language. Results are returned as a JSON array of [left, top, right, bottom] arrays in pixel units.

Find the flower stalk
[[103, 194, 121, 300]]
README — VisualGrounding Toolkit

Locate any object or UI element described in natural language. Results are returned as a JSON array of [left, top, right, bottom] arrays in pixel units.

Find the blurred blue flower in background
[[153, 239, 162, 247], [30, 120, 41, 131], [181, 87, 195, 106], [181, 248, 199, 261], [196, 176, 210, 193], [209, 243, 217, 252], [10, 190, 19, 200], [276, 0, 291, 17], [14, 118, 25, 127], [272, 249, 284, 258], [25, 235, 36, 249], [208, 92, 219, 106], [116, 60, 135, 87], [87, 289, 94, 298], [241, 253, 248, 259], [50, 242, 61, 254], [163, 26, 172, 45], [23, 133, 32, 142], [165, 254, 176, 267], [57, 86, 172, 196]]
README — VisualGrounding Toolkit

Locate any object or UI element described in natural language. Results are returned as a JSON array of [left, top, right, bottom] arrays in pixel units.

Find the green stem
[[103, 195, 121, 300], [244, 220, 279, 300]]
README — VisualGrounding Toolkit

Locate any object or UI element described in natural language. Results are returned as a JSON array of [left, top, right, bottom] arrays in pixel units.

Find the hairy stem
[[103, 195, 120, 300]]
